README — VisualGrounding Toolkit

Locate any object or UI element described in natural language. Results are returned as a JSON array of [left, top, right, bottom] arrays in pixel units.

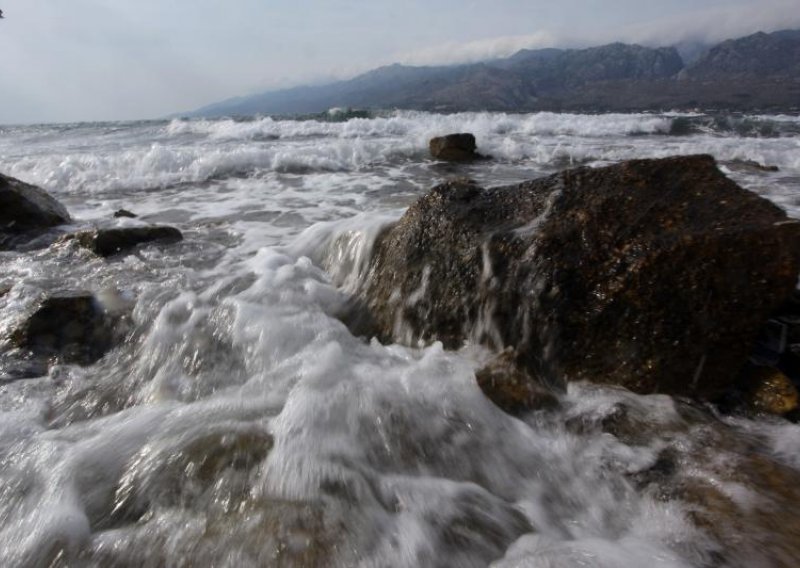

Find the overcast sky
[[0, 0, 798, 124]]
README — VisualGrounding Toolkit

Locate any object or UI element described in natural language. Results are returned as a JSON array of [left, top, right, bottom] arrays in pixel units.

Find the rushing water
[[1, 110, 800, 567]]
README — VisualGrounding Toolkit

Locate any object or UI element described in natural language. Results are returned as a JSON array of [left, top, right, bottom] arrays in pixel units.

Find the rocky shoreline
[[3, 146, 800, 565], [1, 172, 184, 379], [3, 153, 800, 417]]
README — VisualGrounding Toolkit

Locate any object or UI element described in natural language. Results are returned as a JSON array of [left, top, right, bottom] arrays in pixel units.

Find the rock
[[429, 133, 484, 162], [66, 226, 183, 257], [0, 172, 70, 249], [727, 159, 780, 173], [475, 349, 559, 414], [744, 366, 799, 416], [0, 355, 50, 383], [361, 155, 800, 400], [113, 209, 138, 218], [10, 291, 116, 365]]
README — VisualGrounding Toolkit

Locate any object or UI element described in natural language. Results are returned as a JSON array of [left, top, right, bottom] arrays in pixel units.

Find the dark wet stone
[[113, 209, 138, 218], [10, 291, 115, 365], [744, 365, 799, 416], [727, 159, 780, 173], [628, 448, 680, 489], [475, 349, 559, 415], [361, 155, 800, 400], [429, 133, 485, 162], [0, 356, 50, 383], [67, 226, 183, 257], [0, 172, 70, 249]]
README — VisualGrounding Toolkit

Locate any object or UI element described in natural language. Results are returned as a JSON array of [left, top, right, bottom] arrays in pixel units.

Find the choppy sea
[[1, 110, 800, 567]]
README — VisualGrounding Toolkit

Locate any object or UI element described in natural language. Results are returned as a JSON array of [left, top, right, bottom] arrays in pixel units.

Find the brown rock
[[429, 133, 483, 161], [66, 226, 183, 257], [746, 366, 799, 415], [361, 155, 800, 399], [475, 349, 559, 414]]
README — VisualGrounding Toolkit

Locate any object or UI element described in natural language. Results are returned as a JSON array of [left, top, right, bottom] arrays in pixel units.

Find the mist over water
[[1, 110, 799, 567]]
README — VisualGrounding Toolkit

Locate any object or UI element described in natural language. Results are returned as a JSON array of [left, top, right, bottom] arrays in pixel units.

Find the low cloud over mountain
[[186, 29, 800, 118]]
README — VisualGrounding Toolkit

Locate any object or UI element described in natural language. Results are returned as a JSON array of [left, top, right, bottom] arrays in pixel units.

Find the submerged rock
[[113, 209, 138, 218], [0, 172, 70, 249], [744, 365, 799, 416], [475, 349, 559, 414], [67, 226, 183, 257], [429, 133, 485, 162], [10, 291, 116, 365], [727, 159, 780, 173], [362, 155, 800, 400]]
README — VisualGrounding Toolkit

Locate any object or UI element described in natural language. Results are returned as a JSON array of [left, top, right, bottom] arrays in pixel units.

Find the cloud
[[610, 0, 800, 47], [395, 0, 800, 69], [398, 31, 559, 66]]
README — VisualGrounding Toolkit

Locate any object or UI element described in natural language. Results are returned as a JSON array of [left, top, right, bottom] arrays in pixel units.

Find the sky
[[0, 0, 799, 124]]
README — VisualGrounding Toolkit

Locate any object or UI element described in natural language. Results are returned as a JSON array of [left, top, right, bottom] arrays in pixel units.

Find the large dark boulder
[[361, 155, 800, 400], [10, 292, 116, 366], [0, 173, 70, 248], [66, 226, 183, 257]]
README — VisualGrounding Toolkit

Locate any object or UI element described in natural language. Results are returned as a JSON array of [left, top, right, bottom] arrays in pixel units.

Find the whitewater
[[1, 110, 799, 567]]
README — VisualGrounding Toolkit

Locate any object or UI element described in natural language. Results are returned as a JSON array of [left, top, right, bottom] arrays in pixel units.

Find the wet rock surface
[[0, 172, 70, 249], [475, 349, 560, 414], [429, 133, 485, 162], [745, 365, 799, 416], [67, 226, 183, 257], [9, 291, 118, 366], [589, 394, 800, 568], [362, 155, 800, 400], [727, 159, 781, 173]]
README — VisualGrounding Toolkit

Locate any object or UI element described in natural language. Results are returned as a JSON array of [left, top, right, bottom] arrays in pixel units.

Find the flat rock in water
[[361, 155, 800, 401], [10, 291, 115, 366], [0, 173, 70, 249], [68, 226, 183, 257], [727, 159, 780, 173]]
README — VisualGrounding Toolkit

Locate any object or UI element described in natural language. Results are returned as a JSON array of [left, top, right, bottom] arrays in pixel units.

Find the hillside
[[185, 29, 800, 117]]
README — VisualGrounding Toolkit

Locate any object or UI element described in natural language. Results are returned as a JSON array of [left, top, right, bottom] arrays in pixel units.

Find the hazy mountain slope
[[190, 64, 538, 116], [504, 43, 684, 90], [684, 29, 800, 78], [184, 29, 800, 117]]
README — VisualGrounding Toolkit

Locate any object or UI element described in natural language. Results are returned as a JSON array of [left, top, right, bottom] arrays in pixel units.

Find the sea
[[1, 110, 800, 567]]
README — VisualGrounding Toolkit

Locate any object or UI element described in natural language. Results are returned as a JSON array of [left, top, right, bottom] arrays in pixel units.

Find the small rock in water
[[0, 355, 50, 382], [0, 172, 70, 249], [65, 226, 183, 257], [727, 159, 780, 173], [113, 209, 138, 218], [10, 291, 117, 365], [475, 349, 559, 415], [429, 133, 486, 162], [745, 365, 799, 416]]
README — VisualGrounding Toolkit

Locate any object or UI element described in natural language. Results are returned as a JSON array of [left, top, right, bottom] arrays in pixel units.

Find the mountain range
[[186, 29, 800, 117]]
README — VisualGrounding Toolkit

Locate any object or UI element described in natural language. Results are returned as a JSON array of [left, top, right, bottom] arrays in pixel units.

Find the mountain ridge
[[184, 29, 800, 117]]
